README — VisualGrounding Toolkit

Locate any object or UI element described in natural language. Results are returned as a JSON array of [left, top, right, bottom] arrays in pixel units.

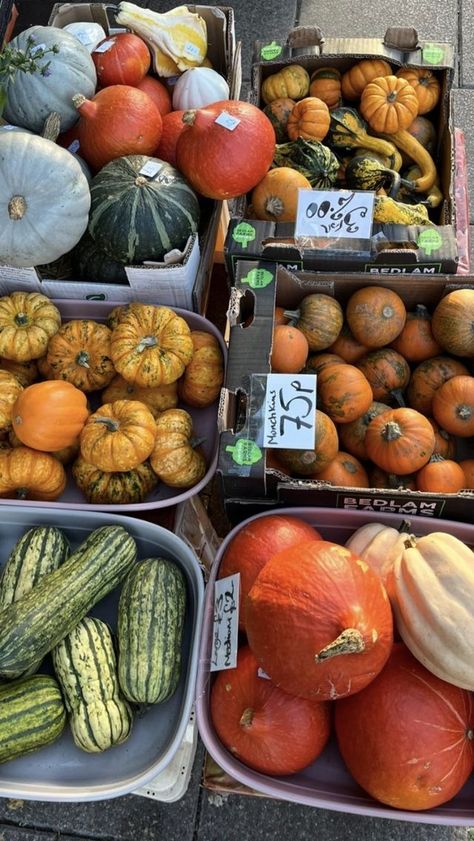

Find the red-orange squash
[[12, 381, 89, 452], [136, 75, 172, 116], [218, 514, 321, 632], [210, 646, 332, 776], [176, 100, 276, 200], [153, 109, 186, 167], [335, 644, 474, 811], [92, 33, 151, 87], [245, 539, 393, 701]]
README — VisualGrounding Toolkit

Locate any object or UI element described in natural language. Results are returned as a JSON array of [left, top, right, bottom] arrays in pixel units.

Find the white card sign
[[294, 189, 375, 240], [93, 39, 115, 53], [214, 111, 240, 131], [263, 374, 316, 449], [139, 160, 163, 178], [210, 573, 240, 672]]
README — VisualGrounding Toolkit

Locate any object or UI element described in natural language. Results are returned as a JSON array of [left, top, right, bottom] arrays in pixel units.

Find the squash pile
[[270, 286, 474, 494], [251, 56, 444, 224], [213, 512, 474, 811], [0, 292, 224, 504], [0, 521, 187, 761], [0, 6, 277, 275]]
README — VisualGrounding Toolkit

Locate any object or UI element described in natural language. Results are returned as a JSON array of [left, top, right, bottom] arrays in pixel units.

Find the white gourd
[[172, 66, 229, 110], [345, 521, 413, 589], [63, 22, 107, 52], [0, 132, 91, 267]]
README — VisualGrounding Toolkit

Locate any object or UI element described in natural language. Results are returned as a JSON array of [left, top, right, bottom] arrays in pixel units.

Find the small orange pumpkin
[[317, 363, 373, 424], [431, 376, 474, 437], [356, 349, 410, 403], [271, 325, 309, 373], [396, 67, 441, 115], [0, 357, 38, 387], [341, 59, 392, 101], [0, 370, 23, 432], [346, 286, 407, 349], [338, 401, 391, 461], [415, 455, 466, 494], [431, 289, 474, 358], [178, 330, 225, 408], [251, 167, 311, 222], [12, 380, 89, 452], [406, 356, 470, 415], [303, 353, 344, 375], [311, 451, 369, 488], [0, 446, 66, 500], [277, 409, 339, 476], [287, 96, 330, 141], [309, 67, 342, 108], [360, 75, 419, 134], [427, 418, 456, 459], [369, 466, 417, 491], [390, 304, 441, 362], [80, 399, 157, 471], [365, 407, 435, 475], [328, 322, 367, 363], [459, 459, 474, 489]]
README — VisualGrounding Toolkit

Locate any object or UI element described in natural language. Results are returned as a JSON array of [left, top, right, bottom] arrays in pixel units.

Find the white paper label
[[257, 668, 271, 680], [139, 160, 163, 178], [93, 39, 115, 53], [184, 41, 200, 58], [68, 139, 80, 153], [263, 373, 316, 450], [295, 189, 375, 239], [214, 111, 241, 131], [210, 573, 239, 672]]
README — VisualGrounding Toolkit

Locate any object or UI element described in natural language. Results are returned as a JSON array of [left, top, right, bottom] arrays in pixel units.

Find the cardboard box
[[217, 261, 474, 524], [224, 26, 459, 279], [0, 3, 241, 314]]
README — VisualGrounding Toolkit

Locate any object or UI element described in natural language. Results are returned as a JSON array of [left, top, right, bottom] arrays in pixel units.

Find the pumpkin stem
[[8, 195, 26, 221], [381, 305, 394, 319], [14, 312, 29, 327], [264, 196, 285, 219], [72, 93, 95, 118], [240, 707, 254, 728], [390, 388, 406, 407], [467, 728, 474, 741], [76, 351, 90, 369], [93, 416, 120, 432], [136, 335, 158, 353], [398, 519, 412, 533], [282, 308, 300, 325], [456, 404, 472, 421], [403, 534, 418, 549], [381, 420, 402, 442], [182, 109, 197, 126], [315, 628, 365, 662], [42, 111, 61, 142], [15, 487, 28, 499]]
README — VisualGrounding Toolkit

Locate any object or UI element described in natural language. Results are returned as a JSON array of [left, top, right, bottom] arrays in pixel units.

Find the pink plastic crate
[[196, 507, 474, 825], [1, 300, 225, 512]]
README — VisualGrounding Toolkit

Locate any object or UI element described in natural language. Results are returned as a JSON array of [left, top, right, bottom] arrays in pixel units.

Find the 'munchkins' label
[[337, 495, 446, 518]]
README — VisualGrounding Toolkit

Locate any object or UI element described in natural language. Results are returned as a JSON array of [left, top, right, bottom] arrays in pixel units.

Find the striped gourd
[[0, 674, 66, 764], [52, 617, 133, 753], [0, 526, 69, 609], [118, 557, 186, 704], [0, 526, 137, 680]]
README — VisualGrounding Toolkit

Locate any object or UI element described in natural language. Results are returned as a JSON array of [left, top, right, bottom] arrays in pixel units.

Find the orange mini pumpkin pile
[[0, 291, 224, 504], [269, 286, 474, 494]]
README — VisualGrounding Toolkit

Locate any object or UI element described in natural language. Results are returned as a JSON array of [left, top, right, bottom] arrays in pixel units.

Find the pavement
[[2, 0, 474, 838]]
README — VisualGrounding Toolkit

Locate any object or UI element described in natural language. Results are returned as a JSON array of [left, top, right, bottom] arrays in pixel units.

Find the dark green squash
[[88, 155, 201, 264], [72, 231, 128, 285], [272, 138, 339, 188]]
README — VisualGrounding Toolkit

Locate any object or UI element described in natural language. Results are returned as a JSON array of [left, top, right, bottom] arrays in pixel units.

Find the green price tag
[[241, 268, 274, 289], [417, 228, 442, 256], [232, 221, 256, 249], [260, 41, 283, 60], [422, 43, 446, 65], [225, 439, 263, 466]]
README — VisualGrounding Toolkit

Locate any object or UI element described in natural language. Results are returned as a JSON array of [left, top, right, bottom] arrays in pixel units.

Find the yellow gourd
[[261, 65, 310, 105]]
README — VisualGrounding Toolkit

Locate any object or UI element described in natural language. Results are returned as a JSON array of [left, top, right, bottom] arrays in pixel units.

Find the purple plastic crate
[[1, 300, 225, 512], [196, 507, 474, 825]]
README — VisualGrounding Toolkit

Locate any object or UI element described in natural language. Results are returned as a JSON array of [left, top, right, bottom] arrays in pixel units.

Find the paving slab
[[451, 90, 474, 224], [0, 828, 88, 841], [197, 791, 474, 841], [0, 742, 205, 841], [460, 0, 474, 84]]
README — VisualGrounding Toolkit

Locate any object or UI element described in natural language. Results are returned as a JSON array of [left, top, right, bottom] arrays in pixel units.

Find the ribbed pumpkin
[[0, 292, 61, 363], [360, 75, 419, 134], [176, 100, 276, 200], [102, 375, 178, 417], [317, 363, 373, 424], [261, 65, 310, 104], [12, 380, 89, 451], [80, 399, 157, 471], [286, 96, 330, 142], [0, 446, 66, 500], [251, 167, 311, 222], [178, 331, 224, 408], [88, 155, 200, 264], [0, 370, 23, 432], [150, 408, 206, 488], [245, 539, 393, 701], [396, 67, 441, 115], [43, 320, 115, 392], [341, 58, 392, 101], [0, 357, 38, 388], [284, 294, 343, 352], [72, 456, 158, 504], [431, 288, 474, 358], [309, 67, 342, 108], [365, 407, 435, 474]]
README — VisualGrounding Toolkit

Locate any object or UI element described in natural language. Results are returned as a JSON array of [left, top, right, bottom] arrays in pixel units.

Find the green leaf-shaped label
[[241, 268, 274, 289], [225, 439, 263, 466], [260, 41, 283, 61], [232, 222, 256, 249], [422, 43, 445, 65], [417, 228, 443, 256]]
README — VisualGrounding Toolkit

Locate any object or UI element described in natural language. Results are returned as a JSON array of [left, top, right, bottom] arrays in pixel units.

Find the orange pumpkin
[[311, 451, 369, 488], [80, 399, 157, 471], [44, 320, 115, 392], [318, 363, 373, 424], [0, 370, 23, 432], [360, 75, 419, 134], [396, 67, 441, 115], [12, 381, 89, 451], [369, 466, 417, 491], [101, 375, 178, 418], [415, 455, 466, 494], [178, 331, 224, 408], [346, 286, 407, 349], [427, 417, 456, 459], [271, 325, 308, 373], [0, 357, 38, 387], [286, 96, 330, 141], [251, 167, 311, 222], [341, 58, 392, 101], [431, 375, 474, 437], [431, 289, 474, 358], [309, 67, 342, 108], [356, 349, 410, 403], [277, 409, 339, 476], [338, 401, 391, 460], [284, 294, 344, 352], [389, 304, 441, 362], [406, 356, 470, 415], [0, 446, 66, 500], [459, 459, 474, 489], [365, 407, 435, 475], [328, 322, 367, 363], [303, 352, 344, 375]]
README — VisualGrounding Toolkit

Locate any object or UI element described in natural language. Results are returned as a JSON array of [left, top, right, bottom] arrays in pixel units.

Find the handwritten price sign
[[210, 574, 240, 672], [263, 374, 316, 449], [294, 189, 375, 239]]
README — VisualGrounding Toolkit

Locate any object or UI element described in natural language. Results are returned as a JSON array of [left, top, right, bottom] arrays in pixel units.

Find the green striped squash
[[72, 230, 128, 285], [0, 674, 66, 764], [272, 138, 339, 188], [88, 155, 201, 264], [53, 617, 133, 753], [0, 525, 137, 680], [118, 557, 186, 704], [0, 526, 69, 609]]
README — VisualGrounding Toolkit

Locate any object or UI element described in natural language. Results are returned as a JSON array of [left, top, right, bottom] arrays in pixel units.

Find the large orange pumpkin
[[218, 514, 321, 632], [12, 381, 89, 451], [335, 644, 474, 811], [245, 539, 393, 701], [210, 646, 332, 776]]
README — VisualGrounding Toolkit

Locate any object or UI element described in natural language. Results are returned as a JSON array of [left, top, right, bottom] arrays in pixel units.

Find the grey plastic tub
[[0, 506, 204, 801], [196, 507, 474, 825], [0, 299, 225, 512]]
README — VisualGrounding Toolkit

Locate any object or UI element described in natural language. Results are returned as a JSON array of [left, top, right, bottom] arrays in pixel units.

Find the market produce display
[[213, 513, 474, 811]]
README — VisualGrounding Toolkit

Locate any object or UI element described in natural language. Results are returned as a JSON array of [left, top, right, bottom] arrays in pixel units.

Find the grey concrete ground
[[3, 0, 474, 838]]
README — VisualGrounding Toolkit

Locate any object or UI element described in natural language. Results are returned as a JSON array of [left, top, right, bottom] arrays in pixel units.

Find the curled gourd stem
[[240, 707, 254, 727], [315, 628, 365, 662]]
